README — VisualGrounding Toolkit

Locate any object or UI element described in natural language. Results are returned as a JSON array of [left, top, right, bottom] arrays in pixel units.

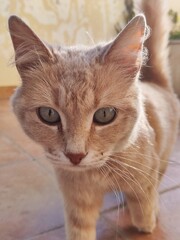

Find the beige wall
[[0, 0, 124, 87]]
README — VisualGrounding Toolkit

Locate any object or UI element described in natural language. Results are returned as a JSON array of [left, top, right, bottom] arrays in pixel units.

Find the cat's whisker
[[104, 165, 125, 206], [107, 158, 167, 218], [100, 166, 123, 209], [108, 157, 164, 196], [108, 159, 148, 192], [121, 147, 178, 165], [116, 143, 179, 165], [100, 165, 126, 225], [109, 158, 170, 212], [107, 157, 170, 212], [107, 159, 157, 211], [99, 166, 122, 240], [46, 152, 107, 169], [110, 154, 179, 186], [105, 161, 145, 217], [85, 31, 95, 45]]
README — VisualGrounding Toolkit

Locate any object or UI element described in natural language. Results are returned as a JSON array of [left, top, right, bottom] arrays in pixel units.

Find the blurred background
[[0, 0, 180, 97]]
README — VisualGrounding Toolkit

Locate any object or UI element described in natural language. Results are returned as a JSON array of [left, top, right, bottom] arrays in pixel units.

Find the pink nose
[[65, 152, 86, 165]]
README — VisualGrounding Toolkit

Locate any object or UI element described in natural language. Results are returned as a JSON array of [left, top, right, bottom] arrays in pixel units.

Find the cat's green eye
[[93, 107, 116, 125], [37, 107, 60, 125]]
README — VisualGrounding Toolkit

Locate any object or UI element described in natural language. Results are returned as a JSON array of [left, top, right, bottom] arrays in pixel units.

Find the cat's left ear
[[102, 14, 149, 76], [8, 15, 54, 73]]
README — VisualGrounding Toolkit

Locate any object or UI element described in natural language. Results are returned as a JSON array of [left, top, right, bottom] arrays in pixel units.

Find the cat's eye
[[93, 107, 116, 125], [37, 107, 60, 125]]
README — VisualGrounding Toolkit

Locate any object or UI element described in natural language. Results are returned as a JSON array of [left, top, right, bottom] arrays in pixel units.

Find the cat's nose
[[65, 152, 86, 165]]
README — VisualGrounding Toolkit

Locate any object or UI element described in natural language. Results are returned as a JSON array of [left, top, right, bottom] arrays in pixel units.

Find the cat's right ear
[[100, 15, 149, 79], [8, 15, 54, 73]]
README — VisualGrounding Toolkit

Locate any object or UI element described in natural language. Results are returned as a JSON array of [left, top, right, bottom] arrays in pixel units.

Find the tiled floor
[[0, 99, 180, 240]]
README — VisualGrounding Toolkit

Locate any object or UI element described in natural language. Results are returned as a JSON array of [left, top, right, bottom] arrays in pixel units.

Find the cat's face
[[9, 15, 148, 171]]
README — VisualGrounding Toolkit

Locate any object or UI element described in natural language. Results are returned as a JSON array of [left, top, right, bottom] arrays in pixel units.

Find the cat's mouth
[[45, 152, 106, 171]]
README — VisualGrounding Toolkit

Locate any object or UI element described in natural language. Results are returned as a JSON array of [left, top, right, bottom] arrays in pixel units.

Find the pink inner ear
[[126, 30, 144, 52], [127, 43, 141, 52]]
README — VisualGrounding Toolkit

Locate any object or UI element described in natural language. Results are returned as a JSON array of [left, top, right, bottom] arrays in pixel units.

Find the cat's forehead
[[56, 49, 95, 84], [54, 46, 101, 80], [53, 48, 98, 110], [56, 77, 96, 116], [22, 45, 131, 113]]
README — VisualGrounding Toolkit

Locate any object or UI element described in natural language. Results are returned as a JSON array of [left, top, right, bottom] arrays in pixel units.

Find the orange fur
[[8, 0, 179, 239]]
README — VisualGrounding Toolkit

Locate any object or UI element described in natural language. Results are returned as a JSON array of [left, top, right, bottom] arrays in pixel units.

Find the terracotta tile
[[0, 134, 27, 166], [0, 161, 64, 240], [29, 218, 124, 240], [36, 156, 57, 177], [159, 164, 180, 193], [27, 227, 66, 240], [101, 192, 125, 213], [103, 188, 180, 240], [102, 207, 168, 240], [158, 189, 180, 240], [97, 217, 124, 240]]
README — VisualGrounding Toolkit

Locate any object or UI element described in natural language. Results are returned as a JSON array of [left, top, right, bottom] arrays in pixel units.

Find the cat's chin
[[52, 163, 100, 172]]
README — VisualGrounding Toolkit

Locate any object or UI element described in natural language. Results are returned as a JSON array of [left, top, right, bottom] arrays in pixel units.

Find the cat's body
[[8, 0, 179, 239]]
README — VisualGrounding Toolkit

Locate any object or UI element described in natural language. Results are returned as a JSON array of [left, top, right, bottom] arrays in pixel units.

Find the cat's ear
[[8, 15, 54, 73], [102, 15, 149, 76]]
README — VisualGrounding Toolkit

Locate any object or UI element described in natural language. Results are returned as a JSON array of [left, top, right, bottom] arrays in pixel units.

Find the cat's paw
[[137, 223, 156, 234], [132, 213, 157, 233]]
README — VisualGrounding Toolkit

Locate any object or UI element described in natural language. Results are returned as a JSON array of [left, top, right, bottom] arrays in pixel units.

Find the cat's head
[[9, 15, 148, 171]]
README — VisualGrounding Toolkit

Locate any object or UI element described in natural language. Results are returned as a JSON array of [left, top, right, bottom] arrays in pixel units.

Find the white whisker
[[105, 161, 144, 217]]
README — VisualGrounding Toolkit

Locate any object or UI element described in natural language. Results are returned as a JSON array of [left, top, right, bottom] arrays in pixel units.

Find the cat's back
[[140, 81, 179, 161]]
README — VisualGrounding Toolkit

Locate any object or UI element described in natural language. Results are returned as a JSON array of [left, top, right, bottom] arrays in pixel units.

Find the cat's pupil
[[48, 109, 52, 117]]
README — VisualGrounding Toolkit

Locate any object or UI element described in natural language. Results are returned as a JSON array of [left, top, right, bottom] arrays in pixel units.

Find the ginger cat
[[8, 0, 179, 239]]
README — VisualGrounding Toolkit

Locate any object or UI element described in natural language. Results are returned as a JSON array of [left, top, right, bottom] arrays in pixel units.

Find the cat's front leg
[[62, 187, 103, 240], [64, 203, 99, 240], [126, 183, 159, 233]]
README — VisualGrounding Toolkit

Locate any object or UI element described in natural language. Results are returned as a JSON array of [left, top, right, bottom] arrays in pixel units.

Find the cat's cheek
[[93, 115, 137, 152], [17, 111, 63, 148]]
